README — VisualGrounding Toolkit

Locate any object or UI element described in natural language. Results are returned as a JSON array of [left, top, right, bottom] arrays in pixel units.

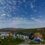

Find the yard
[[1, 38, 45, 45], [0, 36, 45, 45], [0, 37, 24, 45]]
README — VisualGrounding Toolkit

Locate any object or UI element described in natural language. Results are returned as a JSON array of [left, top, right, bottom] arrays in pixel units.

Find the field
[[0, 28, 45, 45]]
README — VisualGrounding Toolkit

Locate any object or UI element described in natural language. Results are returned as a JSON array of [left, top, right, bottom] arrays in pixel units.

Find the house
[[16, 33, 29, 40], [0, 32, 9, 39], [0, 30, 17, 39]]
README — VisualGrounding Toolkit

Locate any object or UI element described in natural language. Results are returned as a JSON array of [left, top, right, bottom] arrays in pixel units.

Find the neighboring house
[[0, 32, 9, 39], [0, 30, 33, 41], [16, 33, 29, 40], [0, 32, 17, 39]]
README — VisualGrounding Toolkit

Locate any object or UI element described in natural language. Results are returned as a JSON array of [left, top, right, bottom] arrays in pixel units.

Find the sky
[[0, 0, 45, 28]]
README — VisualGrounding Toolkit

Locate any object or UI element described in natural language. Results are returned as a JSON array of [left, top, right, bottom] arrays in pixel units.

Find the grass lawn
[[0, 38, 24, 45], [29, 39, 45, 44]]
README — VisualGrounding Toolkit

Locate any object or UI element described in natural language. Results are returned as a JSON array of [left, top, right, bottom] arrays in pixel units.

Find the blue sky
[[0, 0, 45, 28]]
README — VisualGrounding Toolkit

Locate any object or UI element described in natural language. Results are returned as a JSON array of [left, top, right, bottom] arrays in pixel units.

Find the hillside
[[0, 27, 45, 32]]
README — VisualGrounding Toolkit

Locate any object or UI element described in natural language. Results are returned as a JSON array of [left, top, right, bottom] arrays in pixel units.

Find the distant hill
[[0, 27, 45, 32]]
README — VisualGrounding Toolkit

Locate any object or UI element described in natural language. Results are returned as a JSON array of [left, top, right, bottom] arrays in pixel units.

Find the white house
[[16, 33, 29, 40], [0, 32, 9, 39]]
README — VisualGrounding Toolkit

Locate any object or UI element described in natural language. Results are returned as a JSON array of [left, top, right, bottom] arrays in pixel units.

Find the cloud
[[30, 2, 34, 9], [0, 16, 45, 28], [1, 14, 6, 16], [23, 0, 26, 2], [31, 17, 42, 23], [31, 17, 45, 27], [6, 17, 45, 28], [30, 0, 36, 9], [30, 0, 37, 12]]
